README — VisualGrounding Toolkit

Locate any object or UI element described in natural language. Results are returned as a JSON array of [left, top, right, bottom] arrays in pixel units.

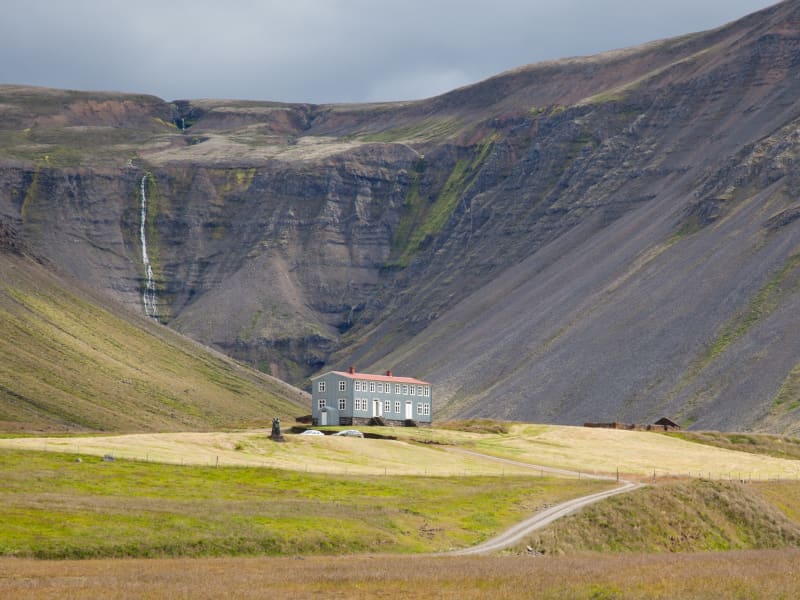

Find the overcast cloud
[[0, 0, 780, 104]]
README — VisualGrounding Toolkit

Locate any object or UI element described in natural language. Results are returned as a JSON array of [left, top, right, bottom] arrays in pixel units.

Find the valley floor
[[2, 423, 800, 597]]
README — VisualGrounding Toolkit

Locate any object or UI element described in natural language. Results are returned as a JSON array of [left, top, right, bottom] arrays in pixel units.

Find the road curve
[[442, 448, 644, 556]]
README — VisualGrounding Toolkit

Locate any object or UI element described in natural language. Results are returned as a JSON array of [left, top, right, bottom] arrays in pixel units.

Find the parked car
[[300, 429, 324, 436], [334, 429, 364, 437]]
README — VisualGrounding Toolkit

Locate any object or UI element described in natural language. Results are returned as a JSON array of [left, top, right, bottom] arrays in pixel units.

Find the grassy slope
[[0, 252, 304, 432], [521, 479, 800, 556], [666, 430, 800, 460], [0, 449, 608, 559]]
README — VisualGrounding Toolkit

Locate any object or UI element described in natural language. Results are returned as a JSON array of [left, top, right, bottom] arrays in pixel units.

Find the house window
[[417, 402, 423, 415], [369, 382, 376, 393], [338, 398, 346, 411], [318, 381, 326, 393], [423, 403, 430, 416], [384, 400, 391, 413], [339, 380, 346, 392], [318, 399, 326, 409], [402, 384, 408, 395], [424, 386, 430, 397], [395, 384, 401, 394], [355, 381, 361, 392], [410, 385, 416, 396], [394, 401, 400, 413], [377, 383, 383, 393], [417, 386, 424, 396]]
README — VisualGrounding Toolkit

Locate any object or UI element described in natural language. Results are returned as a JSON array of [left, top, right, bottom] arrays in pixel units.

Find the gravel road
[[443, 448, 644, 556]]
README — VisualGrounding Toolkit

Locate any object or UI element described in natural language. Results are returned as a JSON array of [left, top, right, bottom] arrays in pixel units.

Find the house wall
[[311, 371, 432, 426]]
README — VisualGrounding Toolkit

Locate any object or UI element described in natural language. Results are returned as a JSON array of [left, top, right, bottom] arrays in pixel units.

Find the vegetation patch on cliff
[[389, 141, 494, 267], [674, 250, 800, 400]]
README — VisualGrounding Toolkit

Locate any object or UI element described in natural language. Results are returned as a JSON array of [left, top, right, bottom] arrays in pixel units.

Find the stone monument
[[269, 417, 285, 442]]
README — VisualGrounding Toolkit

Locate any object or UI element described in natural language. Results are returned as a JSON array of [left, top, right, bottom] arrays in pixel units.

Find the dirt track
[[445, 448, 643, 555]]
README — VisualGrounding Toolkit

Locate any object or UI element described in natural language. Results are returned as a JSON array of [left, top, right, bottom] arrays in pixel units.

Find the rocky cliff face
[[2, 1, 800, 432]]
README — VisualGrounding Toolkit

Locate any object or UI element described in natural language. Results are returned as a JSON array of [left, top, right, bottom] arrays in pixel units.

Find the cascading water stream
[[139, 175, 158, 319]]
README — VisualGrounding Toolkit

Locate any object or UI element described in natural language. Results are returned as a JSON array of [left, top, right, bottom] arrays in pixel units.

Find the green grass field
[[0, 449, 610, 559]]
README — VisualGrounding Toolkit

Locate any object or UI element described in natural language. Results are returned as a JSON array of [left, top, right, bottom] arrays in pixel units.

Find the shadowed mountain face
[[2, 1, 800, 432]]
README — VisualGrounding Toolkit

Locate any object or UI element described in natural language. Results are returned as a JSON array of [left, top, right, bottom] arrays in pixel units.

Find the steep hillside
[[0, 227, 304, 432], [364, 0, 800, 433], [2, 2, 800, 432]]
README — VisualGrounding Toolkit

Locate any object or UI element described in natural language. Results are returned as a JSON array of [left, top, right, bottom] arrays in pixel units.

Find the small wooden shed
[[653, 417, 681, 431]]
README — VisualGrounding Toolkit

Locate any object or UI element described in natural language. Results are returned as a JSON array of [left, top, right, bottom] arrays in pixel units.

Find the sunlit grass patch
[[0, 449, 611, 559]]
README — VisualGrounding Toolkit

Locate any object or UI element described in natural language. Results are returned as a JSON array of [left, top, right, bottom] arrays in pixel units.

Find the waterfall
[[139, 175, 158, 319]]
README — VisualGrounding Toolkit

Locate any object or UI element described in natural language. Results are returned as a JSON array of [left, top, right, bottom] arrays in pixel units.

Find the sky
[[0, 0, 781, 104]]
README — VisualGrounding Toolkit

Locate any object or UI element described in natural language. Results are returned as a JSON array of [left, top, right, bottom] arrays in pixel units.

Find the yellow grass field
[[2, 423, 799, 480], [467, 424, 800, 480], [0, 430, 536, 476]]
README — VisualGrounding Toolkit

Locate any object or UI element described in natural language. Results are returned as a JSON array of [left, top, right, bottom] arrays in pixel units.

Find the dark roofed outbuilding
[[653, 417, 680, 430]]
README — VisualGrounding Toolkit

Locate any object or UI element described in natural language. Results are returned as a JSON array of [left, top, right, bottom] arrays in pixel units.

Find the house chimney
[[386, 370, 393, 377], [348, 366, 355, 374]]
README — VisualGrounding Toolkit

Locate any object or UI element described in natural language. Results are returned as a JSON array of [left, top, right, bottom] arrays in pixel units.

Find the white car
[[300, 429, 324, 436], [334, 429, 364, 437]]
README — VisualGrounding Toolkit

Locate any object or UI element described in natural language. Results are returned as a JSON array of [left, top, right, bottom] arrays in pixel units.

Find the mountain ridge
[[2, 0, 800, 432]]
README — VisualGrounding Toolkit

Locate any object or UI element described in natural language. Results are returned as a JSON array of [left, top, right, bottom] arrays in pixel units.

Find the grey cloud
[[0, 0, 780, 103]]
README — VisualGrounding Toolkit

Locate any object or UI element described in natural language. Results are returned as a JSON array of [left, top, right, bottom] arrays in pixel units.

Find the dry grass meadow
[[469, 424, 800, 480], [2, 549, 799, 599], [3, 423, 799, 480], [0, 430, 537, 476]]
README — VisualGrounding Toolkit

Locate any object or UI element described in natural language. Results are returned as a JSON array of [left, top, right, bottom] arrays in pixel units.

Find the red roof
[[325, 370, 430, 386]]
